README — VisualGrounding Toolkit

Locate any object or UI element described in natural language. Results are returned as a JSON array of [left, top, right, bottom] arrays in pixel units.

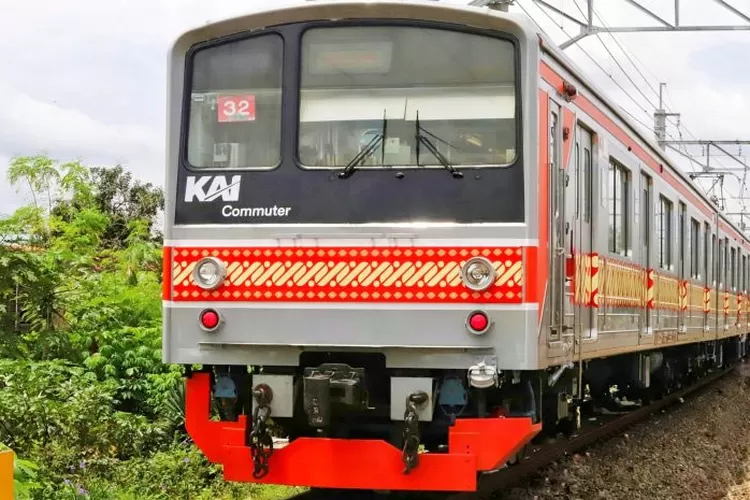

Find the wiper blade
[[337, 133, 383, 179], [414, 112, 463, 179], [338, 111, 387, 179]]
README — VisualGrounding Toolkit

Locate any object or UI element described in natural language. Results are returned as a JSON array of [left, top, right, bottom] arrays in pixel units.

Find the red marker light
[[200, 310, 220, 330], [467, 311, 489, 333]]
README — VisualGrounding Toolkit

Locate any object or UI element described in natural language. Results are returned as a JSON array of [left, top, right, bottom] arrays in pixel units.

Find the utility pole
[[653, 83, 681, 151]]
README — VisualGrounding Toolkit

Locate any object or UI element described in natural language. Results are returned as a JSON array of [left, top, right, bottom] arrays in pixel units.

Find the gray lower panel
[[163, 303, 538, 370]]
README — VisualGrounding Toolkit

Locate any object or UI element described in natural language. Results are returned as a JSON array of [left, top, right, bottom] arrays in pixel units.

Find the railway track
[[284, 362, 739, 500]]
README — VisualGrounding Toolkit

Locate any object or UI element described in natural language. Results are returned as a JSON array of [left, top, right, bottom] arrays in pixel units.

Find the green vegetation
[[0, 155, 302, 499]]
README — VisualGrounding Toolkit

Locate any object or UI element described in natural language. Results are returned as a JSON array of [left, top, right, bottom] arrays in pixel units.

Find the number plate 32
[[217, 94, 256, 122]]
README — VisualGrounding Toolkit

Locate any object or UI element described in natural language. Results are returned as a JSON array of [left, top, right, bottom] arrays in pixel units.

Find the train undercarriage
[[183, 336, 748, 492]]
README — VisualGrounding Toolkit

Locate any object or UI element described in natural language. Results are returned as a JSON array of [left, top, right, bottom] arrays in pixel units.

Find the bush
[[0, 158, 308, 498], [0, 359, 170, 468]]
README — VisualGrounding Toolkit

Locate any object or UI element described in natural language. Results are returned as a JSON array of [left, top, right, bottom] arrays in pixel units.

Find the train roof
[[169, 0, 749, 245], [170, 0, 537, 53]]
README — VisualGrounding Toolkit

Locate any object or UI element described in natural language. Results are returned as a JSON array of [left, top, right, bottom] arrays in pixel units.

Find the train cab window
[[607, 159, 630, 256], [186, 34, 283, 169], [298, 26, 517, 169], [656, 195, 672, 270]]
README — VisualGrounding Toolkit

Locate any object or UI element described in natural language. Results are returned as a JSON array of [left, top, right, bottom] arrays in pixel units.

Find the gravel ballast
[[494, 363, 750, 500]]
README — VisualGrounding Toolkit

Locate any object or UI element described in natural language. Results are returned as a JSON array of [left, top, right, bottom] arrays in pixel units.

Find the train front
[[163, 1, 543, 493]]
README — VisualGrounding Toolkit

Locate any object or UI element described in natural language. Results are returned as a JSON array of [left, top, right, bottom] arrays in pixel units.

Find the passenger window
[[584, 148, 592, 223], [690, 218, 699, 279], [656, 195, 673, 270], [608, 159, 630, 255]]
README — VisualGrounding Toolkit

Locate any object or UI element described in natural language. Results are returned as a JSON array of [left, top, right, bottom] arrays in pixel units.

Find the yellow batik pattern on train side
[[703, 287, 711, 313], [737, 293, 743, 325], [654, 272, 680, 311], [688, 283, 705, 314], [727, 292, 739, 318], [573, 253, 599, 307], [574, 253, 588, 305], [600, 257, 645, 308], [646, 270, 655, 309], [678, 280, 688, 311], [590, 254, 600, 307]]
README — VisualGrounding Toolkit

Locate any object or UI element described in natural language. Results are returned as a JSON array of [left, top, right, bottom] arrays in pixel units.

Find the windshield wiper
[[414, 111, 463, 179], [338, 111, 387, 179]]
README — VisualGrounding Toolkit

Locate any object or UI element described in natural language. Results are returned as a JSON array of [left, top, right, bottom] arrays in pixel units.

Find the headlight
[[460, 257, 496, 292], [191, 257, 227, 290]]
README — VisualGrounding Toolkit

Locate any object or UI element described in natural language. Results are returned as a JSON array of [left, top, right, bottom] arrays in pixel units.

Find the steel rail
[[448, 363, 738, 499], [283, 362, 739, 500]]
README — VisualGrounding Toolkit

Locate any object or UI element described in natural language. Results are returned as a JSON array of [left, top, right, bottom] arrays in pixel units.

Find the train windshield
[[186, 34, 283, 169], [298, 26, 517, 169]]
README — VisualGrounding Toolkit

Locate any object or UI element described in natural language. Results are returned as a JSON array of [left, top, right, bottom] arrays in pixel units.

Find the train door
[[704, 222, 711, 336], [575, 124, 595, 340], [640, 172, 652, 337], [548, 99, 569, 343], [719, 236, 726, 334], [678, 202, 687, 335]]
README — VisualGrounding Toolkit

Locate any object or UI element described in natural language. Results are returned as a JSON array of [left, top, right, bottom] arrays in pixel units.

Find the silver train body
[[162, 0, 749, 491]]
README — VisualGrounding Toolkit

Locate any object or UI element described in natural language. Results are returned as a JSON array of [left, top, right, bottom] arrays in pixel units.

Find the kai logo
[[184, 175, 241, 202]]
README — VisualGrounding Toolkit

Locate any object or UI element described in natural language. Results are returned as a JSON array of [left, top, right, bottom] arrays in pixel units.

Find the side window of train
[[729, 247, 737, 291], [678, 202, 686, 278], [607, 158, 630, 256], [584, 145, 592, 223], [690, 217, 700, 279], [656, 195, 673, 270], [712, 233, 717, 287], [550, 111, 558, 170], [742, 253, 746, 294], [724, 238, 729, 289], [704, 223, 711, 285], [718, 238, 725, 288]]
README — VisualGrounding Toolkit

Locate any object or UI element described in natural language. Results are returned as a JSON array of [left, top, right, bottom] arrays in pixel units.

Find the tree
[[6, 156, 164, 250], [1, 156, 163, 353], [89, 165, 164, 248]]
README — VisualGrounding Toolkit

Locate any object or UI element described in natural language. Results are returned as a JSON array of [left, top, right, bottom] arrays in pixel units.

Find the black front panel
[[174, 20, 525, 226], [174, 164, 524, 224]]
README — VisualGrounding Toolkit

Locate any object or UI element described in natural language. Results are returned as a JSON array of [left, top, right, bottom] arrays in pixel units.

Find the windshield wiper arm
[[338, 111, 387, 179], [414, 112, 463, 179]]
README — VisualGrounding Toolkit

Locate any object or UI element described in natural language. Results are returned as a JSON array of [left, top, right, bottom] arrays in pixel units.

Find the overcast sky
[[1, 0, 749, 225]]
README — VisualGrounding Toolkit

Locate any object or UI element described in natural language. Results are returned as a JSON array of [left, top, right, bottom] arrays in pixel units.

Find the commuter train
[[162, 0, 749, 493]]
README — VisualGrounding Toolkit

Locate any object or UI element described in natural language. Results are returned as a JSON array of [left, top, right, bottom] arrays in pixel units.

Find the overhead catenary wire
[[518, 1, 654, 122], [584, 1, 663, 104], [580, 0, 707, 173], [513, 0, 723, 201], [574, 1, 746, 205], [571, 0, 661, 112], [506, 1, 748, 223]]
